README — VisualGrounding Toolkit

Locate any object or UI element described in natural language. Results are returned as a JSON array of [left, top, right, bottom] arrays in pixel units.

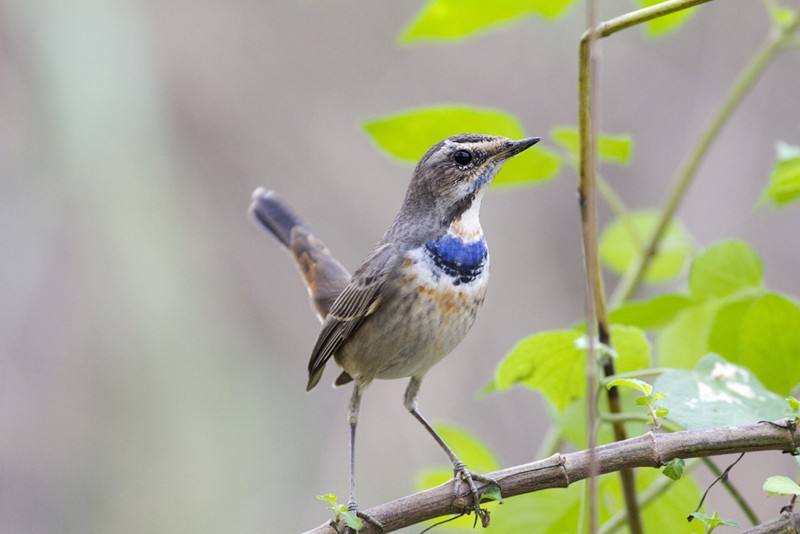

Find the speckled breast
[[369, 235, 490, 380]]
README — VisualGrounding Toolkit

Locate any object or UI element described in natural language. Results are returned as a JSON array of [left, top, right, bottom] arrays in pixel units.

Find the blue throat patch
[[424, 234, 487, 285]]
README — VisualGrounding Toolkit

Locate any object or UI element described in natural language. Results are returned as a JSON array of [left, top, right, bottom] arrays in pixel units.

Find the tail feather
[[249, 188, 350, 319], [249, 188, 303, 247]]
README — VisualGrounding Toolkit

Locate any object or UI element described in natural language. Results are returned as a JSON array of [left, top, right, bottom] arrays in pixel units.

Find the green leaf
[[689, 240, 763, 301], [477, 481, 587, 533], [763, 475, 800, 496], [550, 126, 634, 165], [607, 377, 653, 396], [363, 105, 561, 187], [316, 493, 338, 506], [657, 301, 718, 369], [415, 423, 499, 488], [599, 210, 692, 283], [491, 145, 562, 187], [399, 0, 577, 44], [551, 399, 618, 449], [765, 1, 799, 29], [431, 424, 499, 473], [788, 396, 800, 413], [688, 511, 737, 531], [493, 325, 650, 410], [759, 142, 800, 207], [739, 293, 800, 395], [365, 105, 523, 160], [706, 295, 758, 362], [635, 0, 699, 38], [341, 511, 363, 530], [654, 354, 787, 430], [615, 469, 705, 534], [662, 458, 686, 480], [481, 484, 503, 503], [609, 294, 694, 330]]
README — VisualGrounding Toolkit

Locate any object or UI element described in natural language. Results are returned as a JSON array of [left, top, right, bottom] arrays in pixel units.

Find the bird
[[250, 133, 540, 531]]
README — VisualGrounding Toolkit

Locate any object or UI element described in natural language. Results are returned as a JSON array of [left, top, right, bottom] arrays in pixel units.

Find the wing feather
[[306, 243, 398, 390]]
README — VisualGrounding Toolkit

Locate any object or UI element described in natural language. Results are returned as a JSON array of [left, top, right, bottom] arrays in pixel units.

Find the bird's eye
[[453, 149, 472, 166]]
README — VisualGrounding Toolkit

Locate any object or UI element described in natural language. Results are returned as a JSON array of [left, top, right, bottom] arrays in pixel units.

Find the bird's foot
[[452, 462, 500, 528], [330, 500, 384, 534]]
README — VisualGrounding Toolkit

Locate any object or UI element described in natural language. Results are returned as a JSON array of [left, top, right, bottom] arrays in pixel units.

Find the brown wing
[[306, 243, 398, 391]]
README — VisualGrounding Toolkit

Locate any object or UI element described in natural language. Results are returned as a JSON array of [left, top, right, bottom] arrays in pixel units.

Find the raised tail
[[249, 188, 351, 320]]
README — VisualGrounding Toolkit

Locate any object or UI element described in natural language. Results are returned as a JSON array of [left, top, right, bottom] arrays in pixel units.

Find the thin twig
[[302, 421, 800, 534], [702, 457, 761, 526], [581, 0, 602, 527], [577, 1, 717, 531], [689, 452, 746, 519], [609, 13, 800, 307]]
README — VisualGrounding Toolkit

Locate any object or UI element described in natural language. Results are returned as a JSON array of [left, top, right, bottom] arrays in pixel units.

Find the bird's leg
[[341, 383, 384, 534], [403, 377, 498, 520]]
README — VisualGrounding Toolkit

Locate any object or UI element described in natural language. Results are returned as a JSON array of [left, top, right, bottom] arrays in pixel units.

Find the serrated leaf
[[399, 0, 577, 44], [607, 377, 653, 396], [763, 475, 800, 496], [689, 240, 763, 301], [600, 210, 692, 283], [363, 105, 561, 187], [493, 325, 650, 410], [635, 0, 699, 38], [759, 142, 800, 207], [550, 126, 634, 165], [739, 293, 800, 395], [662, 458, 686, 480], [609, 294, 694, 330], [654, 354, 787, 430]]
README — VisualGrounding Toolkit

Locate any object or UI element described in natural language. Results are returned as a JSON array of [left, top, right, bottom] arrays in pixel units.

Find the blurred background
[[1, 0, 798, 532]]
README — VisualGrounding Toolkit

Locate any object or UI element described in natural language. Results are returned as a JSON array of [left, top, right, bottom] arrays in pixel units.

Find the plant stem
[[578, 2, 719, 531], [303, 420, 800, 534], [599, 413, 761, 526], [581, 0, 602, 530], [598, 459, 701, 534], [601, 368, 670, 386], [609, 14, 800, 307]]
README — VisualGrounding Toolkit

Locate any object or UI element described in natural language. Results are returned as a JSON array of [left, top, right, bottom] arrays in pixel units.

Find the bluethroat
[[250, 134, 540, 531]]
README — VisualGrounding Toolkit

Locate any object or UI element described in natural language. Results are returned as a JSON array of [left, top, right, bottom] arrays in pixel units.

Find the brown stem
[[303, 420, 800, 533], [741, 512, 800, 534]]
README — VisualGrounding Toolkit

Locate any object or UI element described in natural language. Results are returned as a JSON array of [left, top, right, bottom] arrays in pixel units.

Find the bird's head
[[397, 134, 540, 236]]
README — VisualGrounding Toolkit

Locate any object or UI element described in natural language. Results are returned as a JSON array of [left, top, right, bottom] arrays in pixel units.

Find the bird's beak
[[497, 137, 541, 160]]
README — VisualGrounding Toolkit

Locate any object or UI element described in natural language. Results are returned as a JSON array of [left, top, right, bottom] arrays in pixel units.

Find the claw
[[452, 462, 499, 527], [341, 500, 384, 533]]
